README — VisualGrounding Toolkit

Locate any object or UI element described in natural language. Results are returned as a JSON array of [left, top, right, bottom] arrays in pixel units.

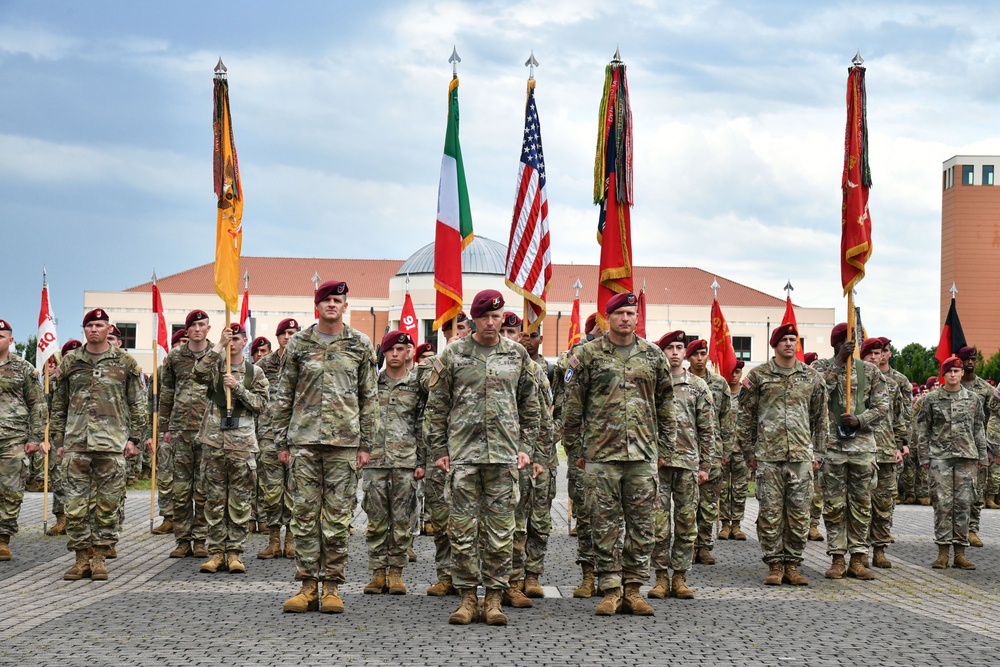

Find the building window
[[733, 336, 751, 361], [683, 334, 701, 346], [984, 165, 994, 186], [171, 324, 185, 336], [962, 164, 974, 185], [943, 170, 948, 191], [423, 320, 436, 346], [115, 323, 137, 349]]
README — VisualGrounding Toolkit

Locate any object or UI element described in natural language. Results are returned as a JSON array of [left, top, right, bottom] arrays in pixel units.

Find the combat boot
[[0, 535, 11, 561], [730, 524, 747, 541], [931, 544, 950, 569], [407, 547, 417, 562], [647, 569, 670, 599], [422, 522, 435, 536], [282, 579, 319, 613], [953, 545, 977, 570], [846, 553, 875, 580], [151, 517, 173, 535], [283, 530, 295, 559], [365, 568, 387, 594], [523, 572, 544, 598], [483, 590, 508, 626], [917, 496, 931, 506], [573, 563, 596, 598], [717, 522, 732, 540], [63, 549, 92, 580], [694, 547, 716, 565], [247, 520, 256, 533], [670, 572, 695, 599], [169, 541, 191, 558], [91, 546, 108, 581], [622, 583, 654, 616], [200, 552, 226, 573], [227, 551, 246, 574], [569, 522, 577, 536], [46, 514, 67, 536], [106, 545, 117, 559], [192, 540, 208, 558], [969, 532, 984, 548], [387, 566, 406, 595], [502, 580, 533, 608], [448, 588, 480, 625], [426, 577, 457, 596], [594, 587, 623, 616], [987, 494, 1000, 509], [808, 526, 824, 541], [872, 546, 892, 569], [782, 563, 809, 586], [824, 554, 846, 579], [320, 583, 344, 613], [257, 527, 282, 559], [764, 561, 783, 586]]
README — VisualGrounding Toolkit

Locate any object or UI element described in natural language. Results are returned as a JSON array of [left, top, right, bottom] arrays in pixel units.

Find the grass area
[[128, 478, 153, 491]]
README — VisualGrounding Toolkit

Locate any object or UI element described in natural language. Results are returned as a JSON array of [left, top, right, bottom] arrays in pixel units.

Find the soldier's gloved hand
[[124, 440, 140, 459], [697, 470, 709, 485], [278, 450, 290, 465], [413, 467, 425, 481], [436, 456, 451, 473], [574, 457, 586, 470], [531, 462, 544, 479], [516, 452, 531, 471]]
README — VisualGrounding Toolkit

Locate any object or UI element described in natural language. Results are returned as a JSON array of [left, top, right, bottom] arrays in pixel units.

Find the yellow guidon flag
[[213, 64, 243, 314]]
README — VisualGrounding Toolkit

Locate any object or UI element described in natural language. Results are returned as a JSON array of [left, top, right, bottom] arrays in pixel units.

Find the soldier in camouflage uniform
[[255, 318, 300, 560], [0, 319, 45, 560], [273, 280, 379, 614], [563, 294, 674, 617], [985, 382, 1000, 510], [50, 309, 146, 581], [440, 311, 470, 344], [813, 323, 890, 581], [44, 340, 82, 537], [146, 329, 188, 536], [801, 352, 826, 541], [193, 324, 269, 574], [251, 337, 271, 363], [719, 360, 750, 540], [957, 347, 992, 548], [917, 356, 990, 570], [160, 310, 214, 559], [424, 290, 539, 627], [362, 331, 426, 595], [648, 331, 712, 601]]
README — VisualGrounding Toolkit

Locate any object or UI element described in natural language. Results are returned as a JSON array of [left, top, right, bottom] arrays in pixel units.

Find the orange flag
[[566, 297, 581, 351], [213, 65, 243, 313], [709, 298, 738, 382], [841, 61, 873, 295]]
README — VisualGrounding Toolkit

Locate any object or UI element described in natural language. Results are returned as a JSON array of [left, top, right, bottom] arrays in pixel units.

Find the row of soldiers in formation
[[0, 282, 993, 622]]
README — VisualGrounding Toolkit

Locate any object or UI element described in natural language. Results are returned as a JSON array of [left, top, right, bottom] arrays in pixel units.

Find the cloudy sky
[[3, 1, 1000, 347]]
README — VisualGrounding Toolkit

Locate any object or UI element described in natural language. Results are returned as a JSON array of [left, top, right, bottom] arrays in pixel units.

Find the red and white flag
[[36, 275, 60, 373], [239, 285, 251, 357], [152, 280, 169, 363], [400, 293, 419, 342]]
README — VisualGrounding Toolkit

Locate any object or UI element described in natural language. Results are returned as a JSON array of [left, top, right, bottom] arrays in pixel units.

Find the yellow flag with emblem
[[213, 64, 243, 314]]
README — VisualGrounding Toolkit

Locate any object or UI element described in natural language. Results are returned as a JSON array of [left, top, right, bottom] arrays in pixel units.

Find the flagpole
[[42, 361, 50, 534], [845, 289, 854, 411], [150, 332, 159, 532]]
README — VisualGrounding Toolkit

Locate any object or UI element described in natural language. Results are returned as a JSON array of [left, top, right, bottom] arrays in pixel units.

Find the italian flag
[[433, 77, 474, 331]]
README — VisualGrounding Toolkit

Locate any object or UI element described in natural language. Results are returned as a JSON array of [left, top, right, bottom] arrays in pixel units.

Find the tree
[[14, 335, 37, 367], [891, 342, 938, 385], [976, 348, 1000, 384]]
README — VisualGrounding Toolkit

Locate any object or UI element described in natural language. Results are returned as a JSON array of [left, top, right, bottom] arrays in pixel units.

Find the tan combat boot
[[91, 546, 108, 581], [46, 514, 67, 536], [931, 544, 950, 569], [872, 546, 892, 569], [670, 572, 695, 599], [523, 572, 544, 598], [969, 532, 984, 548], [448, 588, 480, 625], [106, 545, 117, 559], [483, 590, 508, 626], [694, 547, 716, 565], [387, 566, 406, 595], [426, 576, 456, 596], [423, 522, 436, 536], [283, 530, 295, 559], [0, 535, 11, 561], [573, 563, 596, 598], [200, 552, 226, 573], [169, 541, 191, 558], [917, 496, 931, 506], [717, 522, 732, 540], [407, 547, 417, 562], [808, 526, 824, 541], [227, 551, 246, 574], [151, 517, 173, 535], [192, 540, 208, 558], [364, 569, 387, 594], [257, 527, 282, 559], [502, 580, 533, 608], [320, 583, 344, 613], [594, 587, 623, 616], [764, 561, 783, 586], [987, 494, 1000, 510], [730, 524, 747, 541], [283, 579, 319, 612], [953, 545, 977, 570], [824, 554, 846, 579], [846, 553, 876, 580], [782, 563, 809, 586], [647, 569, 670, 599], [63, 549, 92, 580], [622, 583, 655, 616]]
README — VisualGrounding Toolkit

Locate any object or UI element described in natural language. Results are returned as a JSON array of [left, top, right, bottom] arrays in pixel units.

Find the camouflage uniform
[[903, 391, 932, 502], [870, 369, 909, 548], [194, 351, 268, 555], [524, 358, 557, 578], [562, 335, 675, 592], [50, 346, 146, 551], [693, 371, 730, 552], [255, 350, 292, 529], [418, 358, 452, 582], [159, 342, 212, 545], [986, 390, 1000, 499], [737, 359, 827, 563], [961, 375, 992, 534], [813, 357, 889, 556], [652, 369, 713, 572], [720, 391, 750, 528], [363, 367, 426, 571], [553, 346, 593, 567], [916, 387, 988, 545], [0, 354, 45, 537], [271, 324, 378, 584], [145, 369, 172, 520]]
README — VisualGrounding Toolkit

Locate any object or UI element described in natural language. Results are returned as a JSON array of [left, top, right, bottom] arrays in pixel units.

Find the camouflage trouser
[[929, 458, 978, 546], [870, 461, 898, 548], [987, 459, 1000, 496], [822, 451, 876, 556], [153, 437, 173, 518], [257, 438, 293, 528], [810, 470, 823, 528], [448, 463, 518, 591], [290, 446, 357, 583], [899, 448, 929, 501], [525, 467, 556, 576], [588, 459, 657, 591], [696, 465, 722, 549], [719, 454, 749, 524], [127, 451, 141, 481], [27, 451, 45, 489], [755, 461, 812, 564], [511, 467, 533, 582], [203, 447, 257, 555], [171, 431, 206, 542], [566, 460, 593, 566], [64, 452, 126, 551], [0, 445, 28, 536], [651, 466, 696, 573], [969, 466, 988, 533], [362, 467, 417, 570], [424, 465, 451, 581]]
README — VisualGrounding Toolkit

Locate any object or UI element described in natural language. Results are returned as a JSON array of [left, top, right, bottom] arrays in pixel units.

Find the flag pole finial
[[42, 266, 47, 284], [612, 46, 622, 64], [152, 270, 158, 284], [950, 282, 958, 298], [525, 50, 539, 80], [214, 58, 227, 79], [852, 50, 864, 67], [710, 278, 720, 300], [243, 270, 249, 290], [572, 278, 583, 299], [784, 280, 794, 297], [449, 46, 461, 78]]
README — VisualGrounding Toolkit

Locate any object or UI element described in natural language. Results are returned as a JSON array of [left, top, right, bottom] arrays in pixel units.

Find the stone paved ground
[[2, 466, 1000, 666]]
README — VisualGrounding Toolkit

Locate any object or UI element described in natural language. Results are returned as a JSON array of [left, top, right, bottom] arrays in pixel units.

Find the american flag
[[505, 81, 552, 332]]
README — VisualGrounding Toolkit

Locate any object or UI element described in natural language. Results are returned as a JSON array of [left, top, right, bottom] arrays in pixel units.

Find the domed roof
[[396, 235, 509, 276]]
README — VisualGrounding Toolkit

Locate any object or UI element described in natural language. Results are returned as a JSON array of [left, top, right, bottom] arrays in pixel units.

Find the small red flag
[[566, 297, 581, 351], [36, 278, 59, 373], [400, 293, 419, 342], [152, 283, 169, 362], [709, 298, 738, 383], [635, 286, 647, 339], [781, 296, 805, 362]]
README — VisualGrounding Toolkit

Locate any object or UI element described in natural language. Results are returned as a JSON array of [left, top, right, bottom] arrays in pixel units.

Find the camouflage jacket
[[552, 343, 586, 451], [193, 350, 269, 452], [424, 335, 539, 465], [254, 349, 284, 440], [0, 354, 45, 448], [270, 324, 379, 453], [371, 367, 426, 469], [531, 357, 558, 469], [962, 375, 992, 433], [561, 334, 675, 464], [664, 369, 715, 472], [158, 342, 212, 434], [693, 370, 733, 463], [885, 367, 912, 448], [915, 386, 988, 465], [736, 358, 827, 463], [812, 357, 890, 455], [49, 346, 147, 453], [985, 386, 1000, 451]]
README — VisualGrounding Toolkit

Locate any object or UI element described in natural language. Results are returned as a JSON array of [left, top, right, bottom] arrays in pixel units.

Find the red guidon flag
[[841, 62, 873, 295], [635, 285, 647, 339], [709, 298, 738, 383], [35, 275, 59, 373], [400, 292, 419, 342], [935, 296, 967, 378], [239, 284, 251, 357], [781, 296, 805, 362], [152, 281, 169, 362], [566, 297, 581, 351]]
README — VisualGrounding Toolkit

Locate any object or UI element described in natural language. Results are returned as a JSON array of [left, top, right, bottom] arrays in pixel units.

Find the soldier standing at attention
[[719, 360, 750, 541], [737, 325, 826, 585], [957, 346, 992, 548], [45, 340, 83, 538], [424, 290, 539, 626], [917, 356, 989, 570], [148, 328, 189, 536], [802, 351, 826, 541], [0, 319, 45, 561], [251, 337, 271, 363], [563, 294, 674, 617], [440, 311, 470, 344], [50, 309, 145, 581]]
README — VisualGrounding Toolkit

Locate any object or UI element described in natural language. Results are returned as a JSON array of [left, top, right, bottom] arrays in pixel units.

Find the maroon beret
[[441, 311, 468, 333], [381, 329, 413, 355], [171, 329, 188, 347], [415, 342, 436, 359], [229, 323, 245, 336], [61, 339, 82, 356], [108, 325, 122, 338], [251, 336, 270, 354], [769, 323, 797, 348], [502, 311, 523, 329], [685, 339, 707, 357], [185, 309, 209, 328], [926, 376, 938, 387], [830, 322, 849, 348], [584, 313, 598, 333], [275, 318, 300, 336], [82, 308, 110, 326], [605, 292, 638, 316], [471, 290, 504, 318], [734, 360, 746, 371], [941, 355, 962, 375], [878, 336, 891, 348], [860, 337, 884, 359], [314, 280, 348, 304], [803, 352, 819, 365], [0, 319, 10, 332], [957, 346, 978, 361], [657, 330, 686, 350]]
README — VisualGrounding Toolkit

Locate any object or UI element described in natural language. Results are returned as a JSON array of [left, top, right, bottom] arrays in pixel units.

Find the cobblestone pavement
[[2, 466, 1000, 666]]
